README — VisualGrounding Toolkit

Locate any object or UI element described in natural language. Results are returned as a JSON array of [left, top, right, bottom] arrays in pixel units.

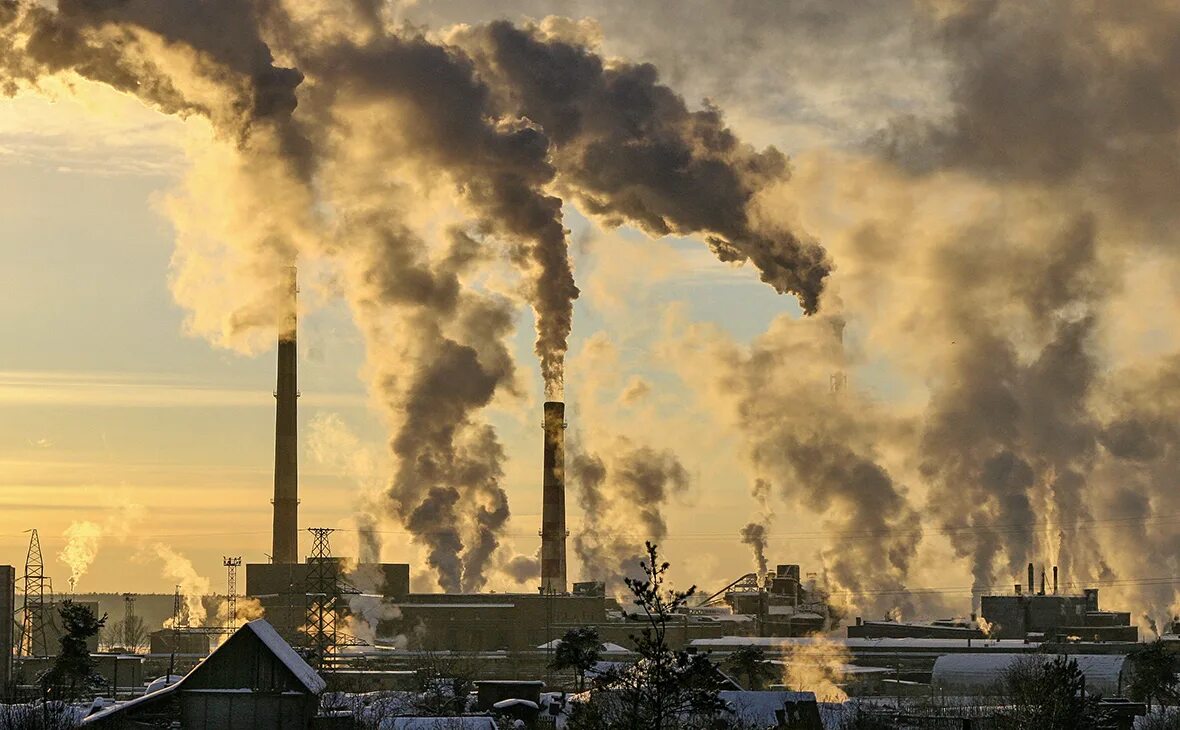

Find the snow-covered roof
[[932, 653, 1126, 695], [397, 603, 516, 609], [493, 698, 539, 710], [82, 681, 182, 725], [535, 639, 632, 653], [243, 619, 327, 694], [690, 636, 1034, 651], [767, 606, 824, 618], [720, 690, 817, 724], [383, 718, 498, 730]]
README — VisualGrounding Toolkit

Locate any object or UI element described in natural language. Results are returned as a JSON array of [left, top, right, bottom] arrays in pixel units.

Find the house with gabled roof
[[82, 619, 326, 729]]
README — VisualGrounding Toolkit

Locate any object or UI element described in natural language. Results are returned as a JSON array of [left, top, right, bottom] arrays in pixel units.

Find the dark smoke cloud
[[348, 225, 517, 593], [452, 20, 829, 314], [1, 0, 830, 592], [673, 313, 921, 616], [739, 522, 768, 577], [279, 25, 577, 396], [569, 438, 689, 587], [501, 553, 540, 584], [741, 478, 773, 575], [2, 0, 307, 159], [881, 0, 1180, 225], [919, 215, 1115, 596]]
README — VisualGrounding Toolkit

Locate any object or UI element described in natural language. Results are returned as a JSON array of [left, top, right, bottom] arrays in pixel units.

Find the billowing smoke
[[740, 522, 769, 578], [451, 19, 829, 315], [57, 503, 146, 589], [501, 553, 541, 584], [741, 478, 774, 576], [667, 314, 921, 617], [569, 437, 689, 587], [58, 521, 101, 588], [1, 1, 831, 593], [155, 543, 211, 627], [307, 413, 385, 563]]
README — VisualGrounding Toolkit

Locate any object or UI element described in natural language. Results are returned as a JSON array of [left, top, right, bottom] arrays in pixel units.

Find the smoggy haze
[[2, 1, 1179, 629]]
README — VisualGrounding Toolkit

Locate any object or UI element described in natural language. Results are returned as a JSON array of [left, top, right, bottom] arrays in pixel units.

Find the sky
[[0, 78, 795, 595], [3, 0, 1180, 626]]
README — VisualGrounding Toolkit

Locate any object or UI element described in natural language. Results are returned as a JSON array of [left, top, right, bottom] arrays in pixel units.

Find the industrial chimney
[[1027, 562, 1034, 597], [540, 401, 567, 594], [271, 266, 299, 564]]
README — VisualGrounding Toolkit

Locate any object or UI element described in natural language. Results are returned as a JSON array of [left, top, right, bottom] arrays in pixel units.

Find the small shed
[[932, 653, 1127, 695], [83, 619, 325, 729]]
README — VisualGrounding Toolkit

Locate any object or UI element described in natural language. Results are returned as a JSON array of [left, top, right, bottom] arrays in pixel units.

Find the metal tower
[[223, 556, 242, 630], [304, 528, 338, 669], [18, 529, 52, 657], [172, 584, 189, 628]]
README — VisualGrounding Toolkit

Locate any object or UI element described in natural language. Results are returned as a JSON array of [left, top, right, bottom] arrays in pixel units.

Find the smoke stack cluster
[[540, 401, 567, 594], [271, 266, 299, 564]]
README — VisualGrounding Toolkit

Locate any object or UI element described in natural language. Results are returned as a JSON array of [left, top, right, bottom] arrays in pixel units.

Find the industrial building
[[0, 565, 13, 699], [980, 563, 1137, 642], [696, 564, 835, 637]]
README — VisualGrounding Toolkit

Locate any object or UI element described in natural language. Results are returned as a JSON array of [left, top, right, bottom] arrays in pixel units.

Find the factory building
[[847, 617, 984, 640], [704, 564, 833, 637], [980, 563, 1137, 642], [245, 560, 410, 643]]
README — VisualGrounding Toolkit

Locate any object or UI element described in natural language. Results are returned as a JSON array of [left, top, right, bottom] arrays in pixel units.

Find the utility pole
[[305, 528, 337, 670], [223, 557, 242, 631]]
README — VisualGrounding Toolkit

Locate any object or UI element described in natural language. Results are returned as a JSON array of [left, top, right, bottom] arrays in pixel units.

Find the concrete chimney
[[1053, 565, 1058, 595], [1027, 563, 1034, 596], [540, 401, 567, 594], [271, 266, 299, 564]]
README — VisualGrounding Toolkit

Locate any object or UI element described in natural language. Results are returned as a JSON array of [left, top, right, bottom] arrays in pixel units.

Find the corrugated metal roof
[[932, 653, 1126, 695]]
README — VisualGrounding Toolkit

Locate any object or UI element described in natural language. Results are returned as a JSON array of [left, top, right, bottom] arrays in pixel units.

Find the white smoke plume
[[154, 543, 211, 627], [57, 501, 146, 589], [58, 521, 101, 588]]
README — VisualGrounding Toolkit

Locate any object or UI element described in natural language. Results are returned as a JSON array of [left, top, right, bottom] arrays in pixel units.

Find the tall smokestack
[[272, 266, 299, 564], [1053, 565, 1058, 594], [540, 401, 567, 594], [1027, 562, 1034, 596]]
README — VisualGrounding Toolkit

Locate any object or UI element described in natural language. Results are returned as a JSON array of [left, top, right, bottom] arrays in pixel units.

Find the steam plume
[[570, 437, 689, 587], [58, 521, 101, 588], [155, 543, 211, 626]]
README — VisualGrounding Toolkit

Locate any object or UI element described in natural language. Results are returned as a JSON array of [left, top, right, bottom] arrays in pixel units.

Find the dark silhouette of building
[[82, 619, 325, 729]]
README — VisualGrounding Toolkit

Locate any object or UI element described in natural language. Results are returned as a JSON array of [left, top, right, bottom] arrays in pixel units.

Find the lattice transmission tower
[[223, 556, 242, 631], [18, 529, 53, 657], [305, 528, 338, 670]]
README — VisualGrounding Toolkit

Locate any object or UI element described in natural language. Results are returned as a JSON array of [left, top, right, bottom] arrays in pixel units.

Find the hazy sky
[[4, 0, 1180, 624], [0, 77, 799, 594]]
